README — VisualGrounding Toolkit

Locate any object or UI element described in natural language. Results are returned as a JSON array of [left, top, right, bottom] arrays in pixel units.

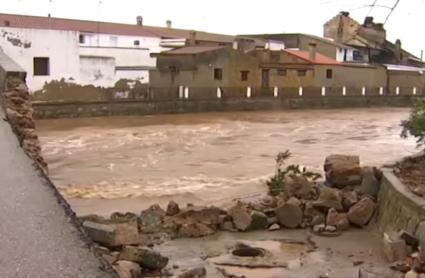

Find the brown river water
[[36, 108, 417, 216]]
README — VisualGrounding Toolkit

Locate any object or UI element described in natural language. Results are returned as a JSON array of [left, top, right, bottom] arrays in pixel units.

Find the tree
[[401, 99, 425, 147]]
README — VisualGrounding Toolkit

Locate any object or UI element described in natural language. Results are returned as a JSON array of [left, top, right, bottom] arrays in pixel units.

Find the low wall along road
[[33, 85, 423, 119]]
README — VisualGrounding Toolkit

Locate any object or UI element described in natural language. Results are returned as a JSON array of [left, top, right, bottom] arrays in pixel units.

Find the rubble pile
[[1, 77, 47, 172], [79, 154, 392, 277]]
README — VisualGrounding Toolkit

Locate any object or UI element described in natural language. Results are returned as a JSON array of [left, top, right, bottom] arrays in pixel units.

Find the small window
[[241, 70, 249, 81], [326, 69, 333, 79], [79, 34, 85, 44], [134, 40, 140, 46], [277, 69, 287, 76], [214, 68, 222, 80], [33, 57, 50, 76], [297, 69, 307, 77], [110, 36, 118, 46]]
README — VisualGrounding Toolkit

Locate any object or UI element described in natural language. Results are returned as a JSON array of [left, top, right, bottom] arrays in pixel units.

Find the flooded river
[[37, 108, 417, 215]]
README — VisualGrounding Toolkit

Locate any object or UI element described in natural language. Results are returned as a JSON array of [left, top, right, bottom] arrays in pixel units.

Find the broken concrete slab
[[119, 245, 169, 270], [347, 197, 376, 227]]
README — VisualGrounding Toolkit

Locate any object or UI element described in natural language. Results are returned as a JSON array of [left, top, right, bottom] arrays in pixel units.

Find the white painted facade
[[0, 26, 165, 92]]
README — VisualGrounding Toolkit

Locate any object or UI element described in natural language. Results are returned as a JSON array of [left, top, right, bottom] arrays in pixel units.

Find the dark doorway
[[261, 69, 270, 88]]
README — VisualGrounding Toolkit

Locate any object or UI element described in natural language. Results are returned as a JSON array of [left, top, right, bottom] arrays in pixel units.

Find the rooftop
[[284, 49, 341, 65], [0, 13, 235, 43], [155, 45, 227, 55]]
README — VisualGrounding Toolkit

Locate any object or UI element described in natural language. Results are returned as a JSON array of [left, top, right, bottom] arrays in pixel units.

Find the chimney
[[166, 20, 172, 28], [308, 42, 317, 61], [189, 31, 196, 46], [136, 16, 143, 26], [364, 16, 374, 26], [395, 39, 402, 64]]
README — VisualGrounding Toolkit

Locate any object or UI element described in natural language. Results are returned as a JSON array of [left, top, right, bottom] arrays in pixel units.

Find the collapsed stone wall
[[1, 76, 47, 172]]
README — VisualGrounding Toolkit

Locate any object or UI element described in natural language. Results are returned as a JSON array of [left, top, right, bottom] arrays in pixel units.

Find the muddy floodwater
[[37, 108, 417, 215]]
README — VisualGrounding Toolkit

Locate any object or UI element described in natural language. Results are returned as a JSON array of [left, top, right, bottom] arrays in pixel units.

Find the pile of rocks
[[384, 230, 425, 277], [80, 154, 384, 277], [1, 76, 47, 172]]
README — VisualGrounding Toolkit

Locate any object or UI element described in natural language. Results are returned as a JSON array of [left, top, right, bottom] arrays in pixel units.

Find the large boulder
[[326, 208, 350, 231], [119, 246, 169, 270], [341, 189, 358, 211], [324, 155, 362, 188], [312, 187, 343, 212], [176, 206, 225, 228], [275, 197, 303, 228], [140, 204, 165, 233], [112, 260, 142, 278], [283, 175, 317, 200], [347, 197, 376, 226], [248, 211, 269, 230], [83, 220, 139, 247], [359, 167, 380, 199], [229, 202, 252, 231], [166, 201, 180, 216], [177, 222, 215, 238]]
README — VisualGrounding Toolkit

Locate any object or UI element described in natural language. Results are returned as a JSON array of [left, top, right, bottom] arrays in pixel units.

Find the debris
[[112, 260, 142, 278], [178, 266, 207, 278], [359, 167, 380, 199], [119, 246, 169, 270], [248, 210, 269, 230], [140, 204, 165, 234], [313, 187, 343, 212], [326, 208, 350, 231], [268, 223, 280, 231], [229, 202, 252, 231], [383, 232, 408, 263]]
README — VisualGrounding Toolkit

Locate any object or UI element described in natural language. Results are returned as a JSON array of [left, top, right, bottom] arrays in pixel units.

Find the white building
[[0, 13, 235, 92]]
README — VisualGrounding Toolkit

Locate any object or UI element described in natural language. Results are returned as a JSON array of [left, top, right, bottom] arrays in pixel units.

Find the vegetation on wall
[[401, 99, 425, 148], [266, 150, 321, 196]]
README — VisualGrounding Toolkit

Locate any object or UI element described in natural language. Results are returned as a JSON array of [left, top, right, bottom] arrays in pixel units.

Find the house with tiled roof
[[0, 13, 237, 92], [150, 39, 387, 91]]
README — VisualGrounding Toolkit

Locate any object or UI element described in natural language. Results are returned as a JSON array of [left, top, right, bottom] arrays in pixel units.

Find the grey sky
[[3, 0, 425, 58]]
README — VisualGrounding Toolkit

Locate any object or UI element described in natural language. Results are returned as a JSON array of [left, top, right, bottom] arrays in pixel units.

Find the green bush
[[266, 150, 321, 196], [401, 98, 425, 147]]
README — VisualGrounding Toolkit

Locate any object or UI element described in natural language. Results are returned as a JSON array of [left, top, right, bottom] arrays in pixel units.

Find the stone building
[[150, 40, 386, 92], [244, 33, 364, 63], [324, 12, 424, 67]]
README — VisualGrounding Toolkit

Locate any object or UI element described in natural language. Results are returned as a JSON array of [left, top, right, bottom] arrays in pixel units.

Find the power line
[[384, 0, 401, 24], [367, 0, 379, 16]]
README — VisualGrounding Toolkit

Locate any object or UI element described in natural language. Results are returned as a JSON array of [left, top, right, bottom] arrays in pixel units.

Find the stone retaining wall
[[34, 95, 416, 119], [377, 170, 425, 245]]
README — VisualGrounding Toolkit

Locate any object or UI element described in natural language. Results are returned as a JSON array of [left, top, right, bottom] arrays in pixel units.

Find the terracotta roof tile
[[284, 49, 340, 65]]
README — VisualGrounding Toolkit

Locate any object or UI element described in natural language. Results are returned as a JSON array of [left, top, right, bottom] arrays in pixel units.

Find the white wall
[[0, 26, 167, 91], [0, 27, 80, 91]]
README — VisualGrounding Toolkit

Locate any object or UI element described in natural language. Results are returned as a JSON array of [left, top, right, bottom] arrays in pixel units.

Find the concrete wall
[[33, 93, 418, 119], [377, 170, 425, 249], [0, 26, 163, 91]]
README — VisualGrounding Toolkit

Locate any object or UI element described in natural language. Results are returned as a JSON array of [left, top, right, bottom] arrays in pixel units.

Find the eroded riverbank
[[37, 108, 417, 216]]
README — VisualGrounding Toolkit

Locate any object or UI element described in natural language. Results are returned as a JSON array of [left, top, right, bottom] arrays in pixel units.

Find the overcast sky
[[3, 0, 425, 58]]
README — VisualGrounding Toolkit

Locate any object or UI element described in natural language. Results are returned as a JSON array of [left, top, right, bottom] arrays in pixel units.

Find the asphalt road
[[0, 108, 115, 278]]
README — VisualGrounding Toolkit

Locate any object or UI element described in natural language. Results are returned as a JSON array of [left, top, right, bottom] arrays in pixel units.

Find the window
[[297, 69, 307, 77], [109, 36, 118, 46], [277, 69, 287, 76], [134, 40, 140, 46], [241, 70, 249, 81], [79, 34, 85, 44], [326, 69, 333, 79], [214, 68, 223, 80], [33, 57, 50, 76]]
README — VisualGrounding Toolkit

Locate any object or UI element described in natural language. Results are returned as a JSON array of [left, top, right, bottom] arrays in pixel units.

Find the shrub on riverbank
[[266, 150, 321, 196], [401, 98, 425, 148]]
